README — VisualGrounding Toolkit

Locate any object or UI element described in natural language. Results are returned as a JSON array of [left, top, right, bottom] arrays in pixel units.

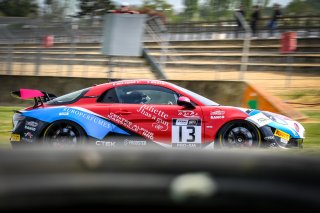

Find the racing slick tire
[[215, 120, 262, 149], [42, 120, 87, 148]]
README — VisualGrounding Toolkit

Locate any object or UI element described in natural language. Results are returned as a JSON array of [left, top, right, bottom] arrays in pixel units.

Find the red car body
[[10, 80, 304, 148]]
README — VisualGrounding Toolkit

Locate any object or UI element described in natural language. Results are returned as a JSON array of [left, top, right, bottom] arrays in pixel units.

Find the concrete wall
[[0, 75, 245, 107]]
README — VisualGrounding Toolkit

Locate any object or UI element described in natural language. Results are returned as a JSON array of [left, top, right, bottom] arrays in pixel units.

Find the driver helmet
[[127, 91, 149, 104]]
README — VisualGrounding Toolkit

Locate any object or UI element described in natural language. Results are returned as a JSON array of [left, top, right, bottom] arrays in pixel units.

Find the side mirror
[[177, 96, 195, 109]]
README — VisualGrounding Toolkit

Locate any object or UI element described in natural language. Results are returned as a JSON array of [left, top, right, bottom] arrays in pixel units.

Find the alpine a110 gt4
[[10, 80, 304, 149]]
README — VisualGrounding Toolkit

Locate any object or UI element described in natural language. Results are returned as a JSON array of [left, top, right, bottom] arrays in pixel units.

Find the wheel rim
[[221, 123, 259, 148], [44, 123, 81, 148]]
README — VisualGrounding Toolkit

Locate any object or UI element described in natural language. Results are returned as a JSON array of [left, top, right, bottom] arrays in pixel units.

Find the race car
[[10, 79, 304, 149]]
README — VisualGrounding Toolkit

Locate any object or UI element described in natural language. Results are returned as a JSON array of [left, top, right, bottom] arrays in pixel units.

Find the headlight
[[12, 112, 25, 130], [262, 112, 288, 125]]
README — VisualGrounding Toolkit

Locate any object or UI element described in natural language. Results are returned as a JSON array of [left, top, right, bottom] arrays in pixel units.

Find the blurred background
[[0, 0, 319, 152]]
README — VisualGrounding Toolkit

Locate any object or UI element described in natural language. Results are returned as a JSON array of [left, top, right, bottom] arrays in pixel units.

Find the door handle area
[[115, 111, 132, 115]]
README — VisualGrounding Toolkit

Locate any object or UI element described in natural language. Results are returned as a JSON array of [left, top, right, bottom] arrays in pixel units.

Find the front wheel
[[215, 120, 261, 149], [42, 120, 86, 148]]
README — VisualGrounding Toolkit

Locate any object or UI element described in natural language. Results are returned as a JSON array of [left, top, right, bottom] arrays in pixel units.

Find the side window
[[115, 85, 179, 105], [97, 88, 119, 103]]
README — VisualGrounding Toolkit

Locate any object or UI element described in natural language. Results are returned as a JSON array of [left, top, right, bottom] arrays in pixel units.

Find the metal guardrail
[[0, 15, 319, 44], [0, 15, 319, 86]]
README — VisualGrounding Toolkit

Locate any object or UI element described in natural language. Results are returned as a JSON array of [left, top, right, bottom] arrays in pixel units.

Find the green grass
[[0, 106, 23, 148], [0, 106, 319, 152], [279, 89, 320, 104]]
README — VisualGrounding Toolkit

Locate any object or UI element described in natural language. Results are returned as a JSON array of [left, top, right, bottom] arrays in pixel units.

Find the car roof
[[85, 79, 171, 96]]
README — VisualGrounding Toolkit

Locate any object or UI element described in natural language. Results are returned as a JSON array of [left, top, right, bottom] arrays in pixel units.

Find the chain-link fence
[[0, 15, 319, 89]]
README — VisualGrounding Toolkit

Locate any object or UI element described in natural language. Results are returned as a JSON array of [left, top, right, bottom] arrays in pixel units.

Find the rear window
[[46, 88, 90, 105]]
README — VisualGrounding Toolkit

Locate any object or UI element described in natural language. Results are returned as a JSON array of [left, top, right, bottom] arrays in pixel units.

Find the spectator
[[234, 5, 245, 38], [268, 3, 282, 37], [250, 5, 260, 38], [109, 2, 139, 14]]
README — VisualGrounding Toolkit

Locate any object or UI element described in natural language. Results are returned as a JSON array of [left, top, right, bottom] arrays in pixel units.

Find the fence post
[[2, 27, 13, 75], [107, 56, 114, 79], [235, 11, 252, 80], [6, 42, 13, 75]]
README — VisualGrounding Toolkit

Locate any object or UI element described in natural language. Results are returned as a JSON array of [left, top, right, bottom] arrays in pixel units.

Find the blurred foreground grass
[[0, 106, 319, 153]]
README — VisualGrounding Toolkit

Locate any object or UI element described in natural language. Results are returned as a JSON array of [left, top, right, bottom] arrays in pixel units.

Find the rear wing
[[11, 89, 56, 108]]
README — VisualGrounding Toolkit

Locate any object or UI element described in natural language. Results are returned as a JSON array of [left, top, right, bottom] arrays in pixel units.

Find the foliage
[[43, 0, 68, 20], [77, 0, 115, 17], [0, 106, 22, 148], [183, 0, 199, 21], [285, 0, 320, 16], [141, 0, 172, 11], [0, 0, 38, 17], [140, 0, 174, 23]]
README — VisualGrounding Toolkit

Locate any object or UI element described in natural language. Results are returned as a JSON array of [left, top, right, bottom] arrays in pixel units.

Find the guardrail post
[[107, 56, 114, 79], [35, 37, 42, 76], [6, 42, 13, 75], [235, 11, 252, 81], [2, 26, 13, 75], [285, 54, 293, 87]]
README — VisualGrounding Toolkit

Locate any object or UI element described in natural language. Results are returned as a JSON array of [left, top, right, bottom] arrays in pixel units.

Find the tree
[[141, 0, 173, 11], [0, 0, 38, 17], [43, 0, 67, 21], [77, 0, 115, 17], [285, 0, 320, 16], [184, 0, 199, 21], [204, 0, 233, 21], [140, 0, 174, 23]]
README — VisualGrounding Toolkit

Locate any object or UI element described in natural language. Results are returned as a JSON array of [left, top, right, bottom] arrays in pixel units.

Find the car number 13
[[172, 119, 201, 144]]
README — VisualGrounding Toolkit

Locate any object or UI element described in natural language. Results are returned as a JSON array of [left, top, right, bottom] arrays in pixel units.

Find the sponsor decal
[[210, 115, 224, 119], [138, 105, 169, 131], [146, 80, 166, 85], [264, 136, 275, 140], [178, 110, 199, 118], [25, 125, 36, 131], [294, 123, 300, 132], [137, 105, 168, 119], [257, 117, 269, 123], [108, 113, 154, 140], [280, 138, 288, 144], [112, 80, 140, 86], [24, 132, 33, 139], [25, 121, 38, 127], [10, 134, 20, 142], [22, 132, 34, 143], [59, 112, 69, 116], [63, 107, 111, 129], [274, 129, 290, 141], [124, 139, 147, 146], [96, 141, 116, 147], [210, 110, 225, 116], [188, 120, 198, 125], [175, 119, 189, 126], [245, 113, 271, 127], [172, 143, 200, 148]]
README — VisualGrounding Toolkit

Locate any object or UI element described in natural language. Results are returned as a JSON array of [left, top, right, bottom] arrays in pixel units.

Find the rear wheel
[[43, 120, 86, 148], [215, 120, 261, 148]]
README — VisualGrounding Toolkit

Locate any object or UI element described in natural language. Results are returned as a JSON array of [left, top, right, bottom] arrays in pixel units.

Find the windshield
[[169, 83, 219, 106], [46, 88, 90, 105]]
